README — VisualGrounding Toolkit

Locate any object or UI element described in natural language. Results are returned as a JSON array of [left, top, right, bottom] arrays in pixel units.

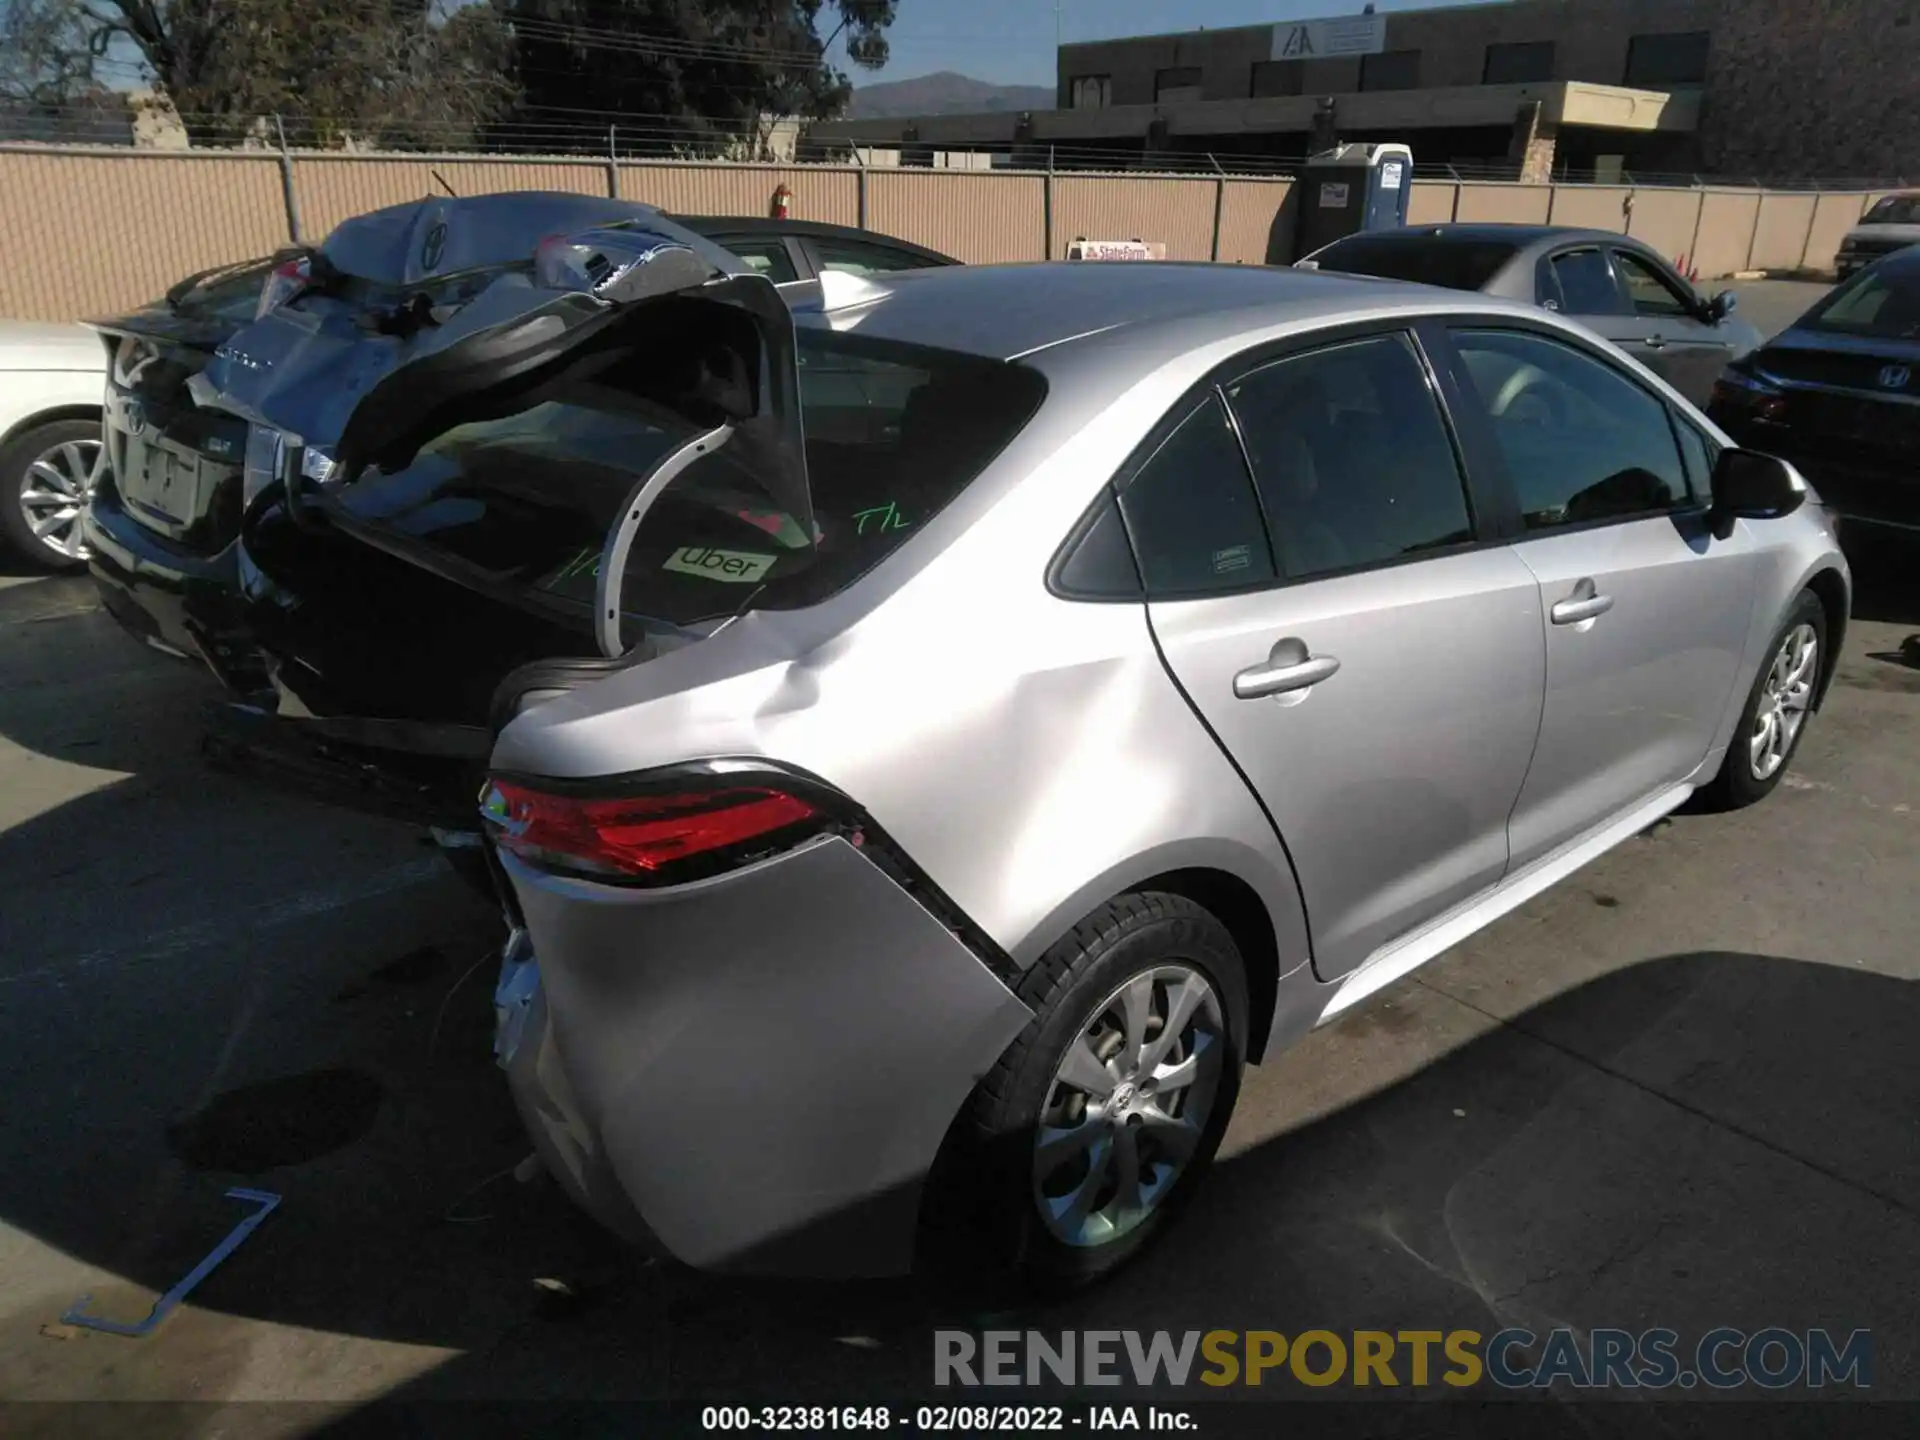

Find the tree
[[0, 0, 103, 105], [496, 0, 897, 156], [3, 0, 516, 146]]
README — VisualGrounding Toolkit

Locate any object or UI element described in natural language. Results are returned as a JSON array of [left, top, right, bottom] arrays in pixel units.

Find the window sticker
[[1212, 544, 1254, 575], [662, 546, 778, 582], [852, 501, 913, 535]]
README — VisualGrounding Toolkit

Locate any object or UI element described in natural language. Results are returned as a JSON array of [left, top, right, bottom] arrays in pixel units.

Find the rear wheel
[[1, 417, 103, 571], [1698, 589, 1827, 810], [923, 892, 1247, 1294]]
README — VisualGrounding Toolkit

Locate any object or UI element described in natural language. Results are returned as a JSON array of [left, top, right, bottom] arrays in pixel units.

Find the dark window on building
[[1250, 59, 1306, 98], [1483, 41, 1555, 84], [1069, 74, 1111, 109], [1155, 66, 1204, 101], [1359, 49, 1422, 92], [1622, 31, 1710, 87], [1224, 334, 1475, 581], [1117, 393, 1275, 597]]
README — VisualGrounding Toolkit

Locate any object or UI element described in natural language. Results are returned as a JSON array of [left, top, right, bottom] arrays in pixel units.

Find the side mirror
[[1709, 448, 1806, 530], [1707, 289, 1738, 323]]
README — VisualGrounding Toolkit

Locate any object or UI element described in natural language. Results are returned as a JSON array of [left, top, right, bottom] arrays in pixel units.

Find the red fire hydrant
[[770, 183, 793, 220]]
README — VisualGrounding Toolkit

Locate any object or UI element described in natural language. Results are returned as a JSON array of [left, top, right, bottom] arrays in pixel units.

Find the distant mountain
[[845, 71, 1056, 119]]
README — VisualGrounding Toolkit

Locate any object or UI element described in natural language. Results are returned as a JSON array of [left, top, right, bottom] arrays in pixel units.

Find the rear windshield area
[[1309, 235, 1518, 293], [1863, 196, 1920, 225], [1800, 263, 1920, 339], [337, 326, 1047, 633]]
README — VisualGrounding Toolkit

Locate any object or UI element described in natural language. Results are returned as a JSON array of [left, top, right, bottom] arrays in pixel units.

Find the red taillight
[[483, 780, 822, 881]]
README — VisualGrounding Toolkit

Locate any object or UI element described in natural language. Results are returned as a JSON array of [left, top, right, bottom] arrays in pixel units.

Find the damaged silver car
[[196, 237, 1850, 1289]]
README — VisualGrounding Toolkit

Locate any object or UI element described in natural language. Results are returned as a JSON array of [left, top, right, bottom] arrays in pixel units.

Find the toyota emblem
[[1878, 363, 1911, 390]]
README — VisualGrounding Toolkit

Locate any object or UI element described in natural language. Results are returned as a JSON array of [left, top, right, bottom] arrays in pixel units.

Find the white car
[[0, 321, 109, 570]]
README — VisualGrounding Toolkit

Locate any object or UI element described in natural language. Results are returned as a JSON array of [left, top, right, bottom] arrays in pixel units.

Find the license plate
[[119, 438, 199, 526]]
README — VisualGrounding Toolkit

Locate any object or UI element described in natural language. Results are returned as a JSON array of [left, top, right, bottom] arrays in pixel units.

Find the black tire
[[1697, 589, 1828, 811], [921, 892, 1248, 1296], [0, 416, 99, 572]]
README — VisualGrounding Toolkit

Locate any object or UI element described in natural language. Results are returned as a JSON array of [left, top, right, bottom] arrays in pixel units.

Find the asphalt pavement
[[1, 273, 1915, 1424]]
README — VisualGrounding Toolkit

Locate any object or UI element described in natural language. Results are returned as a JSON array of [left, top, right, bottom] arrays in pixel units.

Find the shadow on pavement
[[3, 937, 1914, 1412], [1843, 527, 1920, 629]]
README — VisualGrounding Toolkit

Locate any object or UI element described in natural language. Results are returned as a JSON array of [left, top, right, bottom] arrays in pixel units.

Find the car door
[[1125, 326, 1547, 982], [1608, 245, 1733, 405], [1439, 323, 1763, 871]]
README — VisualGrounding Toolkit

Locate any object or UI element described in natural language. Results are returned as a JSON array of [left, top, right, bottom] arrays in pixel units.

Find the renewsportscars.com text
[[934, 1328, 1872, 1391]]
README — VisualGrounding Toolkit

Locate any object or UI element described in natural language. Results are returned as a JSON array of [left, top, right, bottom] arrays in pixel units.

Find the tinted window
[[1053, 491, 1141, 599], [812, 238, 937, 276], [344, 330, 1046, 630], [1800, 264, 1920, 339], [1312, 234, 1517, 292], [1674, 417, 1716, 502], [1250, 59, 1305, 98], [1360, 49, 1421, 91], [1613, 250, 1694, 318], [1118, 394, 1274, 596], [719, 237, 800, 284], [1454, 329, 1689, 530], [1549, 249, 1626, 315], [1484, 40, 1554, 84], [1226, 334, 1474, 580], [1623, 31, 1711, 87], [1864, 196, 1920, 224]]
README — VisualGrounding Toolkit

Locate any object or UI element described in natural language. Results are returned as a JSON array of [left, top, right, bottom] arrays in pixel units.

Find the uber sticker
[[1212, 544, 1253, 575], [663, 546, 777, 583]]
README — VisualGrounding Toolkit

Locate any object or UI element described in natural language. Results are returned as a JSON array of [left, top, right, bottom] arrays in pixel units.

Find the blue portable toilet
[[1294, 143, 1413, 259]]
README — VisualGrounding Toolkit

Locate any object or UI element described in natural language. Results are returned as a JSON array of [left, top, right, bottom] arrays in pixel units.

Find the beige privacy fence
[[0, 144, 1889, 323]]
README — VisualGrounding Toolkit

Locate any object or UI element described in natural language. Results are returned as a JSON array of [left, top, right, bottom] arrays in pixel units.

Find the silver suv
[[204, 250, 1851, 1289]]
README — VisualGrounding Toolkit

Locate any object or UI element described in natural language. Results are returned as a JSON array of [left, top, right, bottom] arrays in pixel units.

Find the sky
[[829, 0, 1469, 89]]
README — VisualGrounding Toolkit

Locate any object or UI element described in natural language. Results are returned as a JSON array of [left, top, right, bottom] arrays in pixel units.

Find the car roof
[[1325, 223, 1627, 251], [794, 260, 1544, 366], [671, 213, 957, 264]]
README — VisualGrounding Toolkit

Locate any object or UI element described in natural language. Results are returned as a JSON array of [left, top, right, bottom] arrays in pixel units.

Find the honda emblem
[[1878, 363, 1911, 390]]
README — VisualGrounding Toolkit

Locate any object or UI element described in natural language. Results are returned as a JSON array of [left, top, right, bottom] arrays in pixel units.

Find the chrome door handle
[[1643, 334, 1667, 350], [1551, 585, 1615, 625], [1234, 649, 1340, 700]]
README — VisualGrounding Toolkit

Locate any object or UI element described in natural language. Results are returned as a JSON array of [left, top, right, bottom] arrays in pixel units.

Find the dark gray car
[[1300, 224, 1763, 406]]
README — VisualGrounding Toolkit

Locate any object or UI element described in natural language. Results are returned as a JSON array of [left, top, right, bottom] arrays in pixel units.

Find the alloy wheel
[[1032, 964, 1225, 1248], [18, 437, 103, 562], [1750, 622, 1819, 781]]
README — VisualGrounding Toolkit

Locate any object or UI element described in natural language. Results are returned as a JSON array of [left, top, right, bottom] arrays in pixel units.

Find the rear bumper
[[492, 837, 1034, 1278], [201, 701, 488, 831], [81, 489, 264, 683]]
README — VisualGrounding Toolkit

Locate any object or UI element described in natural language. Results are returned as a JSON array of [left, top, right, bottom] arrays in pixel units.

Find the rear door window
[[338, 329, 1046, 631], [714, 236, 802, 284], [1224, 332, 1475, 580], [1117, 393, 1275, 596]]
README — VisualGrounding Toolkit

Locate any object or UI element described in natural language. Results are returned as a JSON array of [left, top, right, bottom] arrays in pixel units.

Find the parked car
[[1833, 192, 1920, 280], [0, 321, 110, 571], [1708, 246, 1920, 536], [194, 248, 1847, 1287], [81, 195, 954, 680], [1298, 223, 1762, 406]]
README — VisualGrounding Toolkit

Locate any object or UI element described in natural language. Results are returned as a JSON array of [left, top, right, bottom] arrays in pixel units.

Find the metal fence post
[[1042, 145, 1056, 260], [1208, 153, 1225, 262], [607, 125, 619, 198], [1744, 190, 1766, 272], [274, 114, 303, 245], [854, 145, 868, 229]]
